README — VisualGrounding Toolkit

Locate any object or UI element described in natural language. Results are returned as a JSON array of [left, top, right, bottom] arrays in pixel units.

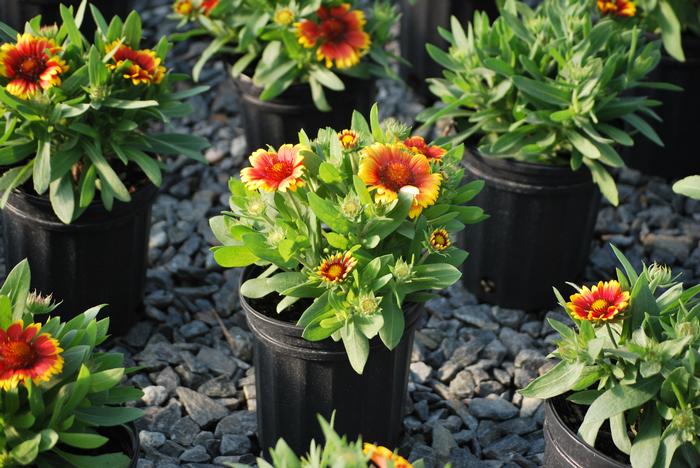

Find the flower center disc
[[381, 162, 413, 192], [269, 161, 291, 179], [591, 298, 608, 313], [4, 341, 36, 369], [326, 264, 343, 280], [19, 57, 43, 80], [322, 18, 347, 42]]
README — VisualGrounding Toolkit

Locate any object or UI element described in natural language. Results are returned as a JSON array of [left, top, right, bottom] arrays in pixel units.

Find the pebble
[[220, 434, 252, 456], [176, 387, 229, 427]]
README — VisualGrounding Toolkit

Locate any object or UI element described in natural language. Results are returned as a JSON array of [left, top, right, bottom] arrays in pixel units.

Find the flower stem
[[606, 323, 619, 349]]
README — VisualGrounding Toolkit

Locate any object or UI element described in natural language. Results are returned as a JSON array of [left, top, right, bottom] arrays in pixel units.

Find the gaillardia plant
[[0, 260, 143, 466], [210, 104, 486, 373], [0, 1, 209, 223], [521, 245, 700, 468], [418, 0, 664, 205], [171, 0, 400, 110]]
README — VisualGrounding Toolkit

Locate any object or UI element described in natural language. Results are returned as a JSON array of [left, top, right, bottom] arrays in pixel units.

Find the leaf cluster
[[0, 1, 209, 223], [521, 245, 700, 468], [418, 0, 666, 205], [0, 260, 142, 467], [172, 0, 401, 111], [210, 104, 486, 373], [634, 0, 700, 61]]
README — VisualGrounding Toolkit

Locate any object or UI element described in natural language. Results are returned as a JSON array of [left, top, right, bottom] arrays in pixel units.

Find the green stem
[[606, 323, 619, 349]]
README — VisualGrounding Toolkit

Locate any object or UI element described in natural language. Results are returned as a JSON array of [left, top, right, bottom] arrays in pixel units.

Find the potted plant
[[170, 0, 399, 152], [521, 245, 700, 467], [247, 413, 419, 467], [0, 1, 209, 334], [209, 103, 485, 454], [418, 0, 663, 310], [0, 0, 132, 38], [398, 0, 500, 102], [601, 0, 700, 179], [0, 259, 144, 467]]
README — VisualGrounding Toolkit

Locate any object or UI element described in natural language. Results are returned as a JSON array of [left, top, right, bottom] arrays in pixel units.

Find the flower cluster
[[0, 260, 142, 466], [521, 245, 700, 467], [0, 5, 208, 224], [171, 0, 399, 110], [211, 104, 486, 373]]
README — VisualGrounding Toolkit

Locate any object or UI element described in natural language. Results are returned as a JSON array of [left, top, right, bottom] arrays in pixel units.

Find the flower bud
[[648, 262, 673, 287], [26, 291, 58, 315], [340, 194, 362, 220], [356, 291, 381, 316], [246, 197, 265, 216], [391, 258, 414, 283]]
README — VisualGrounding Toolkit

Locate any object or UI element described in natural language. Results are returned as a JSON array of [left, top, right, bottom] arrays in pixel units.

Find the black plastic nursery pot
[[0, 0, 133, 37], [240, 267, 423, 456], [624, 35, 700, 179], [232, 73, 374, 153], [399, 0, 499, 102], [2, 182, 157, 336], [544, 397, 630, 468], [460, 149, 600, 310]]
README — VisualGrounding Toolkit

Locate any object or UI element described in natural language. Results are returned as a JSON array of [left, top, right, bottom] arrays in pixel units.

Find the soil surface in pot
[[553, 396, 629, 464], [247, 293, 313, 324]]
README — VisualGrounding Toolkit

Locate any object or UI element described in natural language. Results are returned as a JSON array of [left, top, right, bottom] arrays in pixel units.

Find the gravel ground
[[5, 1, 700, 467]]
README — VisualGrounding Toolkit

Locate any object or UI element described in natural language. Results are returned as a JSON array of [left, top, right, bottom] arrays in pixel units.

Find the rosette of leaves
[[210, 104, 486, 373], [634, 0, 700, 61], [418, 0, 666, 206], [0, 260, 143, 467], [0, 1, 209, 224], [171, 0, 400, 111], [521, 245, 700, 468]]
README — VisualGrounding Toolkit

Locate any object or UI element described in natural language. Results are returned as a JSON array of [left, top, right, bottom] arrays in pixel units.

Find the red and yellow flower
[[403, 136, 446, 161], [173, 0, 195, 15], [567, 280, 630, 322], [363, 443, 413, 468], [598, 0, 636, 17], [0, 321, 63, 390], [240, 144, 305, 192], [296, 3, 371, 69], [106, 41, 166, 85], [0, 33, 67, 99], [359, 143, 441, 218], [429, 228, 451, 251], [201, 0, 218, 15], [338, 129, 359, 149], [318, 252, 357, 284]]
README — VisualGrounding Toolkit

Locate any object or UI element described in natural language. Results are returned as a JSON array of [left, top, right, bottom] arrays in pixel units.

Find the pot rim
[[545, 397, 631, 468], [239, 266, 424, 353], [3, 181, 159, 230]]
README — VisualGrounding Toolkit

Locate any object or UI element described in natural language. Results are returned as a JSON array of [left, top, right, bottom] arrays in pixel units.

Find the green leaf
[[89, 368, 124, 393], [33, 137, 51, 195], [54, 449, 132, 468], [212, 245, 260, 268], [579, 378, 662, 446], [0, 295, 11, 330], [122, 10, 142, 47], [308, 192, 351, 234], [318, 162, 342, 184], [58, 432, 109, 449], [512, 76, 570, 106], [10, 433, 40, 465], [297, 293, 330, 328], [672, 176, 700, 200], [341, 321, 369, 374], [309, 76, 330, 112], [369, 103, 383, 142], [378, 294, 404, 350], [240, 273, 306, 299], [566, 130, 600, 159], [630, 406, 661, 468], [73, 407, 143, 426], [583, 159, 618, 206], [49, 175, 75, 224], [520, 361, 585, 399], [83, 142, 130, 203], [657, 1, 684, 61], [610, 411, 631, 454], [323, 232, 349, 249], [60, 4, 84, 50], [310, 67, 345, 91], [623, 114, 663, 147], [111, 145, 161, 187], [0, 259, 30, 320]]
